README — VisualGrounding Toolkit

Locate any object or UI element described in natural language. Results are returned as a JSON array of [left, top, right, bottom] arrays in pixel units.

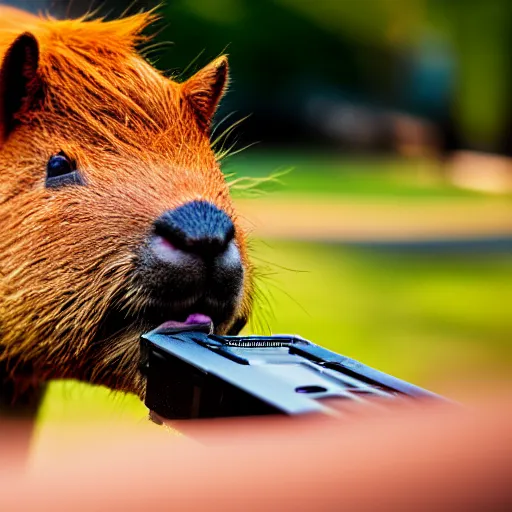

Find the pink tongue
[[185, 313, 212, 325], [157, 314, 213, 331]]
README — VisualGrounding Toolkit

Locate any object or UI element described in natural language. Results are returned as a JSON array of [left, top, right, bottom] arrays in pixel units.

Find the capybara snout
[[138, 200, 244, 328], [0, 8, 253, 398]]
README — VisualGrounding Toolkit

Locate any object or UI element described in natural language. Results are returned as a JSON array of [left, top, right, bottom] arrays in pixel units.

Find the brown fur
[[0, 8, 253, 399]]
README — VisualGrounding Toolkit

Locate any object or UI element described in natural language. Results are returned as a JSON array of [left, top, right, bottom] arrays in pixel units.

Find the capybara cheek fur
[[0, 7, 254, 399]]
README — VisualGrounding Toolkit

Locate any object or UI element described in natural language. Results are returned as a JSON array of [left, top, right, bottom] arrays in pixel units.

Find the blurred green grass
[[223, 151, 507, 200], [39, 153, 512, 423]]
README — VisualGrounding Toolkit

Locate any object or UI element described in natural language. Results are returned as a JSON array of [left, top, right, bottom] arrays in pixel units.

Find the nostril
[[153, 201, 235, 259], [153, 220, 188, 250]]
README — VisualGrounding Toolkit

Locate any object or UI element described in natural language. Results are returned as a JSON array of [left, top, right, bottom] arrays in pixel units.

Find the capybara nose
[[142, 201, 243, 322], [153, 201, 235, 259], [146, 201, 244, 312]]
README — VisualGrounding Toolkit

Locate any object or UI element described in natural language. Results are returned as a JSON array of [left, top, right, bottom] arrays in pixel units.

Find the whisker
[[140, 40, 175, 58], [227, 168, 292, 197], [211, 111, 238, 139], [217, 140, 259, 161], [66, 0, 75, 18], [211, 114, 250, 149], [179, 48, 206, 78], [120, 0, 141, 18]]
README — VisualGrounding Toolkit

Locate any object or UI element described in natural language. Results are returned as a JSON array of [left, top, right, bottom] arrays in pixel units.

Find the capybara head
[[0, 8, 253, 397]]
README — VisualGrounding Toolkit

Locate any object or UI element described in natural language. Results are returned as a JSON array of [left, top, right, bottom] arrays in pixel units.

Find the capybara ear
[[0, 32, 39, 143], [182, 55, 229, 131]]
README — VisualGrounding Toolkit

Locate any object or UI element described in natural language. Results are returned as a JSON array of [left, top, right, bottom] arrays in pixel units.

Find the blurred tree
[[426, 0, 512, 152]]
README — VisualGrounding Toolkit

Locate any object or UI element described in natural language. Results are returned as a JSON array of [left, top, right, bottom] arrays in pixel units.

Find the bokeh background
[[6, 0, 511, 425]]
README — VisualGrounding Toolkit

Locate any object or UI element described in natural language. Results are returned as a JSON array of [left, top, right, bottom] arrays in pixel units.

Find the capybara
[[0, 6, 253, 405]]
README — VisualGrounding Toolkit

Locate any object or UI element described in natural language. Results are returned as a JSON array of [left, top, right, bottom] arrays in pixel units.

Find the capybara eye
[[47, 152, 72, 177], [45, 152, 84, 188]]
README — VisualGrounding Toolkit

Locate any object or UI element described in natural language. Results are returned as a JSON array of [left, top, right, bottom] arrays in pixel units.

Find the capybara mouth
[[139, 297, 235, 333], [93, 295, 234, 346]]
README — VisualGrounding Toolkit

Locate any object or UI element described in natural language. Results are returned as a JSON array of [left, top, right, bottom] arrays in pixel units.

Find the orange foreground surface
[[1, 395, 511, 511]]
